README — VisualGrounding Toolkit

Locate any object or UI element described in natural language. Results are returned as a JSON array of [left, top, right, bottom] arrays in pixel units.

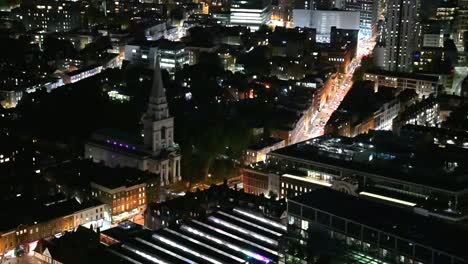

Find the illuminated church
[[85, 58, 181, 186]]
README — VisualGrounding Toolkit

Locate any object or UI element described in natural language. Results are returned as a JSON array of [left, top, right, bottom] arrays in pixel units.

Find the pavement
[[2, 255, 44, 264]]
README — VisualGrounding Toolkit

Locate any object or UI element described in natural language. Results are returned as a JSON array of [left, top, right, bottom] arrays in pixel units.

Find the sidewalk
[[2, 255, 45, 264]]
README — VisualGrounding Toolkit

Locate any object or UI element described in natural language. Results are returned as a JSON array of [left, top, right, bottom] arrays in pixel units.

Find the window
[[161, 127, 166, 139]]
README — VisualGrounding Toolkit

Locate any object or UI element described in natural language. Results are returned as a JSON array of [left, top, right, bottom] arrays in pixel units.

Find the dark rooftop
[[87, 165, 155, 189], [248, 137, 284, 151], [270, 133, 468, 192], [290, 188, 468, 261], [46, 159, 158, 190], [0, 195, 103, 233]]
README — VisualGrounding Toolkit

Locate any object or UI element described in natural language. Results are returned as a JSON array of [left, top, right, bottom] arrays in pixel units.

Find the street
[[305, 37, 377, 139]]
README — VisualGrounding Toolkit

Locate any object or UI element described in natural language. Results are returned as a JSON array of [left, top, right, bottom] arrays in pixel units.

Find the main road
[[304, 37, 376, 139]]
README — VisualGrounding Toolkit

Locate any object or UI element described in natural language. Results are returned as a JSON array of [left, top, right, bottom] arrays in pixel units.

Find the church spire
[[143, 54, 174, 153], [150, 55, 166, 101], [145, 54, 169, 121]]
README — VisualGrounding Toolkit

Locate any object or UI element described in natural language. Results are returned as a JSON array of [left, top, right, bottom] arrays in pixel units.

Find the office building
[[287, 188, 468, 263], [458, 0, 468, 50], [363, 70, 439, 97], [271, 0, 294, 27], [330, 27, 359, 48], [293, 0, 335, 9], [380, 0, 419, 72], [412, 47, 452, 73], [12, 2, 83, 32], [244, 132, 468, 222], [344, 0, 377, 38], [401, 124, 468, 148], [158, 40, 190, 71], [317, 42, 357, 73], [293, 10, 360, 43], [422, 33, 444, 48], [230, 0, 272, 31], [436, 0, 458, 34], [124, 42, 159, 69], [125, 38, 188, 71], [393, 94, 468, 130]]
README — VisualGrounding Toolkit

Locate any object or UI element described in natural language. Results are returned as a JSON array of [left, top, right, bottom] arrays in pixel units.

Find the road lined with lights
[[304, 37, 376, 139]]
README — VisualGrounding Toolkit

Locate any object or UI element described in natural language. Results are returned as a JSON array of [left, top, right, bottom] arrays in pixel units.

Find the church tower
[[143, 56, 174, 153]]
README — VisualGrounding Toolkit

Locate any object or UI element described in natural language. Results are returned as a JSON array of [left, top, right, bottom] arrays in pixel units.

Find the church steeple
[[143, 55, 174, 153], [146, 56, 169, 120], [150, 54, 166, 101]]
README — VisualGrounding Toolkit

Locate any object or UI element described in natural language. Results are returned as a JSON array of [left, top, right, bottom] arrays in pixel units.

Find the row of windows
[[281, 182, 315, 198]]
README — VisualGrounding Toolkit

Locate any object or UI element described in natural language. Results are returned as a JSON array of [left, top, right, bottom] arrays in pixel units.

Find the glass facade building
[[244, 134, 468, 222], [285, 189, 468, 264], [230, 0, 272, 31]]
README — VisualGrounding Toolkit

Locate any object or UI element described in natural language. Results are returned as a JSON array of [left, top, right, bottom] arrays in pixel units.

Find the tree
[[197, 52, 223, 71], [268, 190, 278, 200], [238, 46, 271, 75], [43, 35, 76, 61], [0, 0, 19, 9], [353, 56, 374, 82]]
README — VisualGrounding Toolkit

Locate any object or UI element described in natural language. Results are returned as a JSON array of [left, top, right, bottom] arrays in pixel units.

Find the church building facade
[[85, 57, 181, 186]]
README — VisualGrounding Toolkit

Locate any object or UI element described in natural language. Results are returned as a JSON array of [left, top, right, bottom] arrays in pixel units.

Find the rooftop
[[35, 226, 126, 264], [89, 166, 155, 190], [102, 207, 287, 264], [0, 195, 103, 233], [46, 159, 158, 190], [290, 188, 468, 260], [248, 137, 284, 151], [366, 69, 440, 82], [269, 132, 468, 192]]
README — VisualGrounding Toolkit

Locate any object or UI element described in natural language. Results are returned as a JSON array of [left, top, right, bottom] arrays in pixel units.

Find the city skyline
[[0, 0, 467, 263]]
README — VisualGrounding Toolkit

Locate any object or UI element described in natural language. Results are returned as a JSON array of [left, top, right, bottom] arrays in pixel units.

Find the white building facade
[[230, 0, 272, 31], [293, 10, 360, 42]]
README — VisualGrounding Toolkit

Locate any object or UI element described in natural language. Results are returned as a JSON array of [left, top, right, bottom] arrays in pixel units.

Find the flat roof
[[366, 69, 440, 82], [248, 137, 284, 151], [290, 188, 468, 260], [0, 196, 103, 233], [47, 159, 157, 190], [270, 133, 468, 192]]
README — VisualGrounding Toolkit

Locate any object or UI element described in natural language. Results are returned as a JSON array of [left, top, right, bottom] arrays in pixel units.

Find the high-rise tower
[[381, 0, 419, 72]]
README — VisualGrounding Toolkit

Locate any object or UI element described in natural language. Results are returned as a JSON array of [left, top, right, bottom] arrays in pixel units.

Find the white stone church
[[85, 58, 181, 186]]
